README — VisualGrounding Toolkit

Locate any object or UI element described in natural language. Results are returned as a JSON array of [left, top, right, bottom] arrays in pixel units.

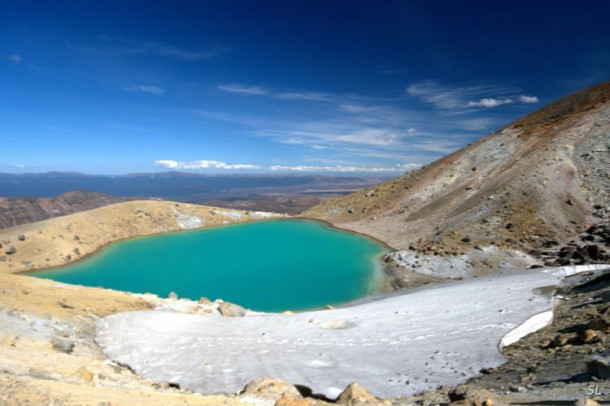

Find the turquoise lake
[[29, 220, 387, 312]]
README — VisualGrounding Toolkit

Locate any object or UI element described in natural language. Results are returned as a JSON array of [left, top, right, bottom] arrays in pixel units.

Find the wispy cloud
[[217, 84, 267, 95], [519, 95, 539, 104], [9, 163, 26, 168], [409, 140, 462, 154], [407, 80, 518, 110], [275, 91, 335, 102], [8, 54, 21, 64], [97, 36, 231, 61], [200, 83, 511, 167], [126, 85, 165, 95], [270, 163, 421, 173], [155, 159, 260, 170], [257, 124, 420, 150], [467, 98, 514, 108]]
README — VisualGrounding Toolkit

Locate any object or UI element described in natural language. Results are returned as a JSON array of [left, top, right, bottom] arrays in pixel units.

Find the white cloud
[[519, 95, 539, 104], [217, 84, 267, 95], [407, 80, 516, 110], [155, 159, 260, 170], [270, 163, 421, 173], [126, 85, 165, 95], [9, 163, 26, 168], [8, 54, 21, 64], [466, 98, 514, 108]]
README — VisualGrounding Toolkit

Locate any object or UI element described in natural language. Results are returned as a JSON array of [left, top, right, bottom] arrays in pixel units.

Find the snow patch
[[174, 212, 203, 229], [500, 310, 553, 348], [96, 268, 570, 398], [250, 211, 284, 219], [210, 209, 244, 219], [543, 264, 610, 278]]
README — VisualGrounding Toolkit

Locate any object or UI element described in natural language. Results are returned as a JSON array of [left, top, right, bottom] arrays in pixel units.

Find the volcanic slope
[[305, 81, 610, 259], [0, 190, 138, 230]]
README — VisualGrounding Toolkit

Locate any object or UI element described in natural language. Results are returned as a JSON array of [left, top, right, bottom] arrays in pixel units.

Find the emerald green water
[[29, 220, 386, 312]]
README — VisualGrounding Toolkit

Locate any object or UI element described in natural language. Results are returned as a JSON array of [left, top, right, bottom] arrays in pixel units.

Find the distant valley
[[0, 173, 386, 227]]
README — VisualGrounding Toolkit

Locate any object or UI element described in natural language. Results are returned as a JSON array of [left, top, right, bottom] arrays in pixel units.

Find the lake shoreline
[[25, 216, 388, 312]]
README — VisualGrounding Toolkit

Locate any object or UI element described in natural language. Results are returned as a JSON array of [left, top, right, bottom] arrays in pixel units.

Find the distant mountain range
[[0, 173, 388, 226], [0, 172, 387, 201]]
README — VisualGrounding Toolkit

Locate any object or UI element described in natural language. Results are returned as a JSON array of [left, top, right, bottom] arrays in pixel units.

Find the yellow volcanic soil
[[0, 273, 256, 405], [0, 200, 280, 274]]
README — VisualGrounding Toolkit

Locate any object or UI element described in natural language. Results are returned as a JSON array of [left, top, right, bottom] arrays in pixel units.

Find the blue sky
[[2, 1, 609, 175]]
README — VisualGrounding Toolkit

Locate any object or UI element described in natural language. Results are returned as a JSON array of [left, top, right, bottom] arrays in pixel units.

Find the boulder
[[449, 385, 496, 406], [218, 301, 247, 317], [74, 366, 94, 383], [52, 336, 75, 354], [241, 377, 303, 400], [198, 296, 212, 305], [587, 354, 610, 379], [337, 383, 377, 404], [5, 246, 16, 255], [579, 329, 599, 343]]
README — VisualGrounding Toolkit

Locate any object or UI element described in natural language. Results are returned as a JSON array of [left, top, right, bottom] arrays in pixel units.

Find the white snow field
[[95, 265, 608, 399]]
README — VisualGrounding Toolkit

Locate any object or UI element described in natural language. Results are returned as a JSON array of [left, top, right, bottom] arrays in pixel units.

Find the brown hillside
[[305, 81, 610, 255], [0, 190, 138, 230]]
